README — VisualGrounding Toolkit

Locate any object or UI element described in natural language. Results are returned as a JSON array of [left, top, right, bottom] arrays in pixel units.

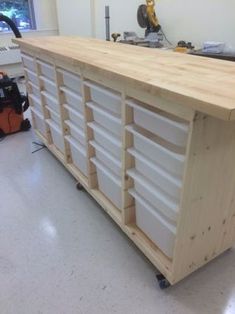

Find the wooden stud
[[121, 93, 135, 225]]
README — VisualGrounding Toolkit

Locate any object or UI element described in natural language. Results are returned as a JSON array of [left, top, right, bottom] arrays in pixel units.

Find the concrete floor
[[1, 129, 235, 314]]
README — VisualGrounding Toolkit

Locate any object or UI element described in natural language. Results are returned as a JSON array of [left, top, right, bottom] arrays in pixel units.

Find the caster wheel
[[156, 274, 170, 290], [76, 182, 84, 191], [20, 119, 31, 132]]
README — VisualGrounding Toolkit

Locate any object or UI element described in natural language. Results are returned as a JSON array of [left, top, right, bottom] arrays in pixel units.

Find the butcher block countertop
[[14, 36, 235, 121]]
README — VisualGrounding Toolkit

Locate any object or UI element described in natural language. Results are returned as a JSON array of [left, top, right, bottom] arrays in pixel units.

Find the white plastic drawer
[[129, 189, 176, 258], [126, 125, 185, 178], [91, 157, 122, 209], [127, 148, 182, 200], [29, 94, 42, 113], [28, 82, 41, 98], [58, 69, 82, 93], [22, 53, 35, 71], [88, 122, 122, 160], [127, 169, 178, 223], [25, 68, 38, 86], [41, 91, 59, 114], [31, 107, 46, 137], [127, 99, 189, 147], [60, 86, 83, 112], [40, 75, 57, 96], [37, 60, 55, 80], [84, 81, 121, 115], [46, 119, 64, 153], [65, 135, 87, 176], [46, 106, 61, 126], [63, 104, 84, 130], [90, 140, 121, 177], [87, 101, 122, 137], [64, 120, 86, 146]]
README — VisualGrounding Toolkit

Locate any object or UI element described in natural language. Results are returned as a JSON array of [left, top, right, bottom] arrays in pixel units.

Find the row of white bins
[[91, 157, 122, 209], [126, 98, 189, 148], [41, 91, 60, 114], [125, 99, 188, 258], [58, 69, 82, 93], [129, 188, 176, 258], [86, 82, 122, 208], [60, 80, 87, 176], [46, 119, 64, 154], [65, 135, 88, 176], [86, 101, 121, 137], [31, 107, 47, 138], [29, 94, 42, 114], [60, 86, 83, 113], [22, 53, 36, 72], [84, 81, 121, 116]]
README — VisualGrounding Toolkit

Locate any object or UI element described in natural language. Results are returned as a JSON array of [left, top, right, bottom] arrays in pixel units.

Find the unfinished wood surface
[[14, 36, 235, 121], [172, 113, 235, 283], [121, 95, 135, 225], [19, 41, 235, 286]]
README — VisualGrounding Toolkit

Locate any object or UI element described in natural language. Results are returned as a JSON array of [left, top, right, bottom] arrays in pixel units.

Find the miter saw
[[137, 0, 161, 36], [117, 0, 164, 48]]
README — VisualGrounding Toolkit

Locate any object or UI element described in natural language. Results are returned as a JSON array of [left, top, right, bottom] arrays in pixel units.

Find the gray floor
[[1, 129, 235, 314]]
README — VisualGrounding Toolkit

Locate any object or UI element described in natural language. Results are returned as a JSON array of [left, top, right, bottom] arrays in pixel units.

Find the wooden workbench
[[15, 36, 235, 287]]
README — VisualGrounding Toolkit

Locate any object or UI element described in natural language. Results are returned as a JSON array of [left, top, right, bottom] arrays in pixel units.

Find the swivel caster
[[76, 182, 84, 191], [156, 274, 170, 290]]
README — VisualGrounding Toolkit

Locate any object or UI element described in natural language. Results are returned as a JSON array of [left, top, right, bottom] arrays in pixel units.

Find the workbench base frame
[[21, 47, 235, 286]]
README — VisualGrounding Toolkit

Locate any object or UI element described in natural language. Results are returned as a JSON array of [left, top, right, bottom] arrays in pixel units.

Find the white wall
[[57, 0, 235, 49], [56, 0, 93, 37], [33, 0, 58, 31]]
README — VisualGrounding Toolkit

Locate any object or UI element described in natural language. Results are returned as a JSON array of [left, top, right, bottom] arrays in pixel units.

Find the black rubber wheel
[[156, 274, 170, 290], [76, 182, 84, 191], [20, 119, 31, 132], [0, 129, 5, 138]]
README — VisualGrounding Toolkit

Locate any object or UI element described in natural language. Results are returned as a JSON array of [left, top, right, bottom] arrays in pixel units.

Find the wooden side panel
[[172, 113, 235, 283]]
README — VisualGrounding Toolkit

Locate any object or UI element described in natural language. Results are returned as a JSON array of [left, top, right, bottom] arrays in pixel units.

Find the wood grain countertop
[[14, 36, 235, 121]]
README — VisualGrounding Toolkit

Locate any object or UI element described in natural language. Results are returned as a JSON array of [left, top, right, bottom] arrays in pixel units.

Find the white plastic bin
[[21, 53, 35, 71], [63, 104, 84, 130], [46, 119, 64, 153], [127, 169, 178, 223], [86, 101, 121, 137], [91, 157, 122, 209], [41, 91, 59, 114], [40, 75, 57, 96], [37, 60, 55, 80], [126, 125, 185, 178], [28, 82, 41, 98], [127, 147, 182, 200], [64, 120, 86, 146], [31, 108, 46, 137], [65, 135, 87, 176], [46, 106, 61, 126], [84, 81, 121, 115], [126, 99, 189, 147], [129, 189, 176, 258], [90, 140, 121, 177], [60, 86, 83, 112], [25, 68, 38, 86], [29, 94, 42, 113], [88, 122, 121, 160], [57, 69, 82, 93]]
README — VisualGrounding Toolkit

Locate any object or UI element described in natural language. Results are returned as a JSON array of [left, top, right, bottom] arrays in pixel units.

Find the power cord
[[32, 141, 46, 154], [160, 27, 173, 47]]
